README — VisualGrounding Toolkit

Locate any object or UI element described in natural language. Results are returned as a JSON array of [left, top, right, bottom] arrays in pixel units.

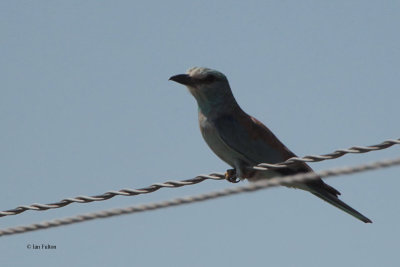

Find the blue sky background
[[1, 1, 399, 266]]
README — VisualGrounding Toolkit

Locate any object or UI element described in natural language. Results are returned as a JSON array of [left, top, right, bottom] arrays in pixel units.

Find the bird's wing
[[213, 112, 340, 194], [213, 112, 297, 166]]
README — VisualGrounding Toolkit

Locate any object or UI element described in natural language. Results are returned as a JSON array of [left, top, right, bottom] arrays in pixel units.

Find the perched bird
[[170, 67, 371, 223]]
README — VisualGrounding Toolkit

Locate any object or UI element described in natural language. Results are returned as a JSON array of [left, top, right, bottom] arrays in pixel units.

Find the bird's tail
[[311, 188, 372, 223]]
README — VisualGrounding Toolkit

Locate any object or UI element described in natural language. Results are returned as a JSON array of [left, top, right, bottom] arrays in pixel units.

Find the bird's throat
[[196, 94, 240, 117]]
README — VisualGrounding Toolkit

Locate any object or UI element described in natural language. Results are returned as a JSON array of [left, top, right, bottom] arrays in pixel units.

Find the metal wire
[[1, 156, 399, 237], [0, 137, 398, 218], [253, 138, 400, 170]]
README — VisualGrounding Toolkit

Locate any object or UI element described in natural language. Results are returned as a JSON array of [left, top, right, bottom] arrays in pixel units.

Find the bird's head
[[169, 67, 236, 114]]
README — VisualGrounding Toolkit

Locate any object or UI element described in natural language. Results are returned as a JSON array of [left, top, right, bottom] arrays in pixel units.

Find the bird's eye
[[203, 74, 216, 83]]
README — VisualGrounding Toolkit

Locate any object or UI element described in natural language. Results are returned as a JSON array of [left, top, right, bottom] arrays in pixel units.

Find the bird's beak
[[169, 74, 194, 86]]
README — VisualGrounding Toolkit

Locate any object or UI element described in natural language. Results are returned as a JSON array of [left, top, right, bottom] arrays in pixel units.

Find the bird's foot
[[225, 169, 240, 183]]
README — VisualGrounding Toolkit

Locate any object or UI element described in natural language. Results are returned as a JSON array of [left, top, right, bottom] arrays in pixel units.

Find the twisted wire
[[1, 156, 399, 237], [0, 137, 398, 218], [0, 173, 225, 217], [253, 138, 400, 170]]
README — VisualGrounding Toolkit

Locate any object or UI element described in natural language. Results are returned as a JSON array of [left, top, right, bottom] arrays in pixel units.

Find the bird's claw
[[225, 169, 240, 183]]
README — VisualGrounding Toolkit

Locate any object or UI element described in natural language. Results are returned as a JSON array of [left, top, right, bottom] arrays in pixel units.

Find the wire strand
[[1, 156, 399, 237], [0, 137, 398, 218]]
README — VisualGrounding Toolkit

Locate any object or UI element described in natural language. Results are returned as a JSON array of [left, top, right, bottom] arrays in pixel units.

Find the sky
[[0, 1, 399, 266]]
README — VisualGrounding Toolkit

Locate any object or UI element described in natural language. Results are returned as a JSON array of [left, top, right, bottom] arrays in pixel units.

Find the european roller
[[169, 67, 371, 223]]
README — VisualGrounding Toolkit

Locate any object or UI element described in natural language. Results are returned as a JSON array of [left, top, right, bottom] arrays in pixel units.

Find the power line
[[253, 138, 400, 170], [1, 156, 399, 237], [0, 137, 398, 218]]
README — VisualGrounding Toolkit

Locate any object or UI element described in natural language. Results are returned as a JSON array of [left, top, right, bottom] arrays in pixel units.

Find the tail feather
[[266, 162, 371, 223], [311, 190, 372, 223]]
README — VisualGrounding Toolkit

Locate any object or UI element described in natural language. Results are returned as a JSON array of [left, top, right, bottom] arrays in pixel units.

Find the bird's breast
[[198, 113, 250, 168]]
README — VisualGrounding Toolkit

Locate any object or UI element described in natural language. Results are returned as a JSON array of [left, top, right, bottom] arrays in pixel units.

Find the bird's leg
[[225, 169, 240, 183]]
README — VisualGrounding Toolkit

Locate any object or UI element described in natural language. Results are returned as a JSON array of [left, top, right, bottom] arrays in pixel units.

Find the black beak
[[169, 74, 194, 85]]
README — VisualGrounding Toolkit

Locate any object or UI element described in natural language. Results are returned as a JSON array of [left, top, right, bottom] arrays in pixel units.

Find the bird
[[169, 67, 372, 223]]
